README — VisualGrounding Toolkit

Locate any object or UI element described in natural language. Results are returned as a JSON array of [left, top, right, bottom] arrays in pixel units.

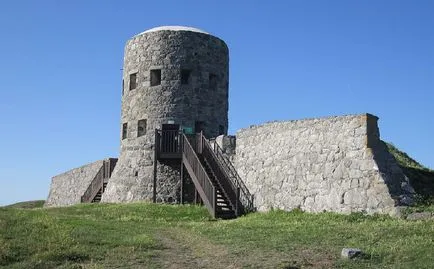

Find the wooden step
[[184, 148, 239, 219], [91, 187, 104, 203], [216, 210, 236, 219]]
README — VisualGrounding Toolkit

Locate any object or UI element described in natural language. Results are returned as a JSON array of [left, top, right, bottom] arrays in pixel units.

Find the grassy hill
[[1, 203, 433, 269], [386, 142, 434, 204], [4, 200, 45, 209], [1, 142, 432, 268]]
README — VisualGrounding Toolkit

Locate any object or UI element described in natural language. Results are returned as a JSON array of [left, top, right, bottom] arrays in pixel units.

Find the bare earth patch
[[153, 227, 336, 269], [154, 227, 238, 269]]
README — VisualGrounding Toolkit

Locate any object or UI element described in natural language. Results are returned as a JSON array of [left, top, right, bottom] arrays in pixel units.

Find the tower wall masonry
[[101, 27, 229, 203]]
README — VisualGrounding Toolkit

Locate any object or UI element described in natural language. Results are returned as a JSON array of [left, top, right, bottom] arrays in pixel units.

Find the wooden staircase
[[91, 182, 107, 203], [81, 159, 117, 203], [155, 130, 254, 219], [202, 158, 236, 219]]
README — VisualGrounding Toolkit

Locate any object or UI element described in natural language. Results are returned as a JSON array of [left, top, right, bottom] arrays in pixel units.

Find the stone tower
[[102, 26, 229, 203]]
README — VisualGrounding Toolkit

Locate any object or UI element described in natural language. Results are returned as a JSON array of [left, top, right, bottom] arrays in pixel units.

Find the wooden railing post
[[213, 189, 217, 218], [101, 161, 104, 189], [180, 133, 184, 205], [236, 187, 240, 217], [153, 129, 158, 203], [197, 131, 203, 154]]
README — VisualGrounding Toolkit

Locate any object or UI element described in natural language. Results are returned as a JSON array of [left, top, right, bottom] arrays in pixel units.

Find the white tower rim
[[135, 26, 209, 37]]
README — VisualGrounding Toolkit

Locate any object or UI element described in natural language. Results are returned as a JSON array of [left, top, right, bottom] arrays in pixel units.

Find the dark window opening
[[122, 123, 128, 140], [134, 171, 138, 177], [137, 119, 147, 137], [225, 81, 229, 99], [219, 125, 225, 135], [129, 73, 137, 90], [150, 69, 161, 86], [122, 79, 124, 96], [209, 73, 217, 89], [195, 121, 205, 134], [181, 69, 191, 85]]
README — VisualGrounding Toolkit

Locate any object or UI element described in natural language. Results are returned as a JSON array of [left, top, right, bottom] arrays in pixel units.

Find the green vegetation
[[386, 142, 434, 205], [386, 143, 432, 172], [1, 142, 432, 268], [4, 200, 45, 209], [1, 203, 433, 269]]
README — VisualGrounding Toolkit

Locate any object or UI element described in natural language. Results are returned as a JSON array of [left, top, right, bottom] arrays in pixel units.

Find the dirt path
[[152, 227, 335, 269], [154, 227, 241, 269]]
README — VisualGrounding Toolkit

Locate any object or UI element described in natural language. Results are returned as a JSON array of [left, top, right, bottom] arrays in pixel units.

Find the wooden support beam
[[180, 160, 184, 204], [153, 129, 158, 203]]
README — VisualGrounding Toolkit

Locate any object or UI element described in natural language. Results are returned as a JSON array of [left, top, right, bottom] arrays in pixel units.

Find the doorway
[[161, 124, 180, 153]]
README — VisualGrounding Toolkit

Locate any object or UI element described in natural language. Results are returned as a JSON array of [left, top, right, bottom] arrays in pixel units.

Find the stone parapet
[[233, 114, 414, 215], [45, 159, 105, 207]]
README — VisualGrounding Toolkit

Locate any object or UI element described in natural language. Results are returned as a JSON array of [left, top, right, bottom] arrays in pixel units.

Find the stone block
[[406, 212, 433, 221], [341, 248, 362, 259]]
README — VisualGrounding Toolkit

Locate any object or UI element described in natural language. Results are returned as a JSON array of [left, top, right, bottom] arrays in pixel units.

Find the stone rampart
[[233, 114, 414, 215], [45, 160, 104, 207]]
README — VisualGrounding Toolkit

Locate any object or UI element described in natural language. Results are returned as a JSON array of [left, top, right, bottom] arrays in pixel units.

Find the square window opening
[[129, 73, 137, 91], [195, 121, 205, 134], [219, 125, 225, 135], [209, 73, 217, 89], [181, 69, 191, 85], [150, 69, 161, 86], [122, 123, 128, 140], [137, 119, 147, 137]]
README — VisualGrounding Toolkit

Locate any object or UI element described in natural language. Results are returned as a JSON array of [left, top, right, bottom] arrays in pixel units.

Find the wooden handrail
[[181, 134, 216, 218], [81, 159, 117, 203], [201, 138, 238, 212], [81, 164, 105, 203], [203, 134, 255, 213], [153, 129, 253, 217], [156, 130, 181, 154]]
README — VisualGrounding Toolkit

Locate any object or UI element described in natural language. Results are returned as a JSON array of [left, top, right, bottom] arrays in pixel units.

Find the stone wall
[[233, 114, 414, 215], [213, 135, 236, 162], [45, 160, 104, 207]]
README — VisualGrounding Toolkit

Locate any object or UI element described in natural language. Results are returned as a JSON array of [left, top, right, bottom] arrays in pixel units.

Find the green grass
[[386, 142, 434, 205], [386, 143, 432, 171], [1, 142, 432, 268], [1, 203, 433, 269], [4, 200, 45, 209]]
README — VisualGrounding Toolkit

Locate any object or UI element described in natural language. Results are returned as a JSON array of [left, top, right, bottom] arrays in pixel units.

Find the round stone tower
[[102, 26, 229, 203]]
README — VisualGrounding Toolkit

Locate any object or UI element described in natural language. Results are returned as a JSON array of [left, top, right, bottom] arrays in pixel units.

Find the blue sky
[[0, 0, 433, 205]]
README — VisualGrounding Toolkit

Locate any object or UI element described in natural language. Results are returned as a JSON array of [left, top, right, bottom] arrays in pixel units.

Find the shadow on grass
[[48, 251, 89, 263]]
